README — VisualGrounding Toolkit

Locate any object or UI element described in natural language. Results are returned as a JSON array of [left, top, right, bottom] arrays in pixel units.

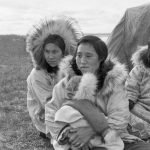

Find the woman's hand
[[81, 143, 92, 150], [68, 126, 95, 148]]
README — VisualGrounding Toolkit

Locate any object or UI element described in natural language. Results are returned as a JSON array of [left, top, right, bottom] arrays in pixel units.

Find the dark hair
[[34, 34, 65, 73], [43, 34, 65, 55], [71, 35, 113, 90], [142, 41, 150, 68]]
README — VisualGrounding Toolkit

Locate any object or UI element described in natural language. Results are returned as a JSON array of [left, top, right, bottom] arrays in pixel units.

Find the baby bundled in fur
[[54, 73, 124, 150]]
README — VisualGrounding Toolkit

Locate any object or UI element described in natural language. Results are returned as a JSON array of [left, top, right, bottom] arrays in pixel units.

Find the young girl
[[26, 15, 82, 138], [125, 42, 150, 139]]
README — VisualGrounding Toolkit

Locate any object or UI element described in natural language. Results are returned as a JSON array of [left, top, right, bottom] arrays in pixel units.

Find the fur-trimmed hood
[[58, 55, 128, 97], [26, 15, 83, 67], [131, 45, 150, 71]]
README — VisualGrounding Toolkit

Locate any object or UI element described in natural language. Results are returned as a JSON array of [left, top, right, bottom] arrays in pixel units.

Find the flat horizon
[[0, 0, 149, 35]]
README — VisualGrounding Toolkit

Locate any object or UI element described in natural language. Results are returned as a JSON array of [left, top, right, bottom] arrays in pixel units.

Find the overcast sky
[[0, 0, 149, 35]]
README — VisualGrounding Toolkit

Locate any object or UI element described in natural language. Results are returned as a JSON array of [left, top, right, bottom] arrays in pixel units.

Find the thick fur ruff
[[26, 15, 83, 56], [74, 73, 97, 102], [58, 55, 74, 80], [131, 45, 150, 71], [101, 58, 128, 97], [59, 55, 128, 98]]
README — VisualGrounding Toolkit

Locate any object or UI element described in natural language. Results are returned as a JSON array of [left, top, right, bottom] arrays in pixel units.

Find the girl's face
[[44, 43, 63, 67], [76, 43, 101, 74]]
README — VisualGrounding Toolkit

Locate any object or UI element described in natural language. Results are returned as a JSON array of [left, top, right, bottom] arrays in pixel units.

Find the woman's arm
[[29, 71, 54, 106], [68, 126, 95, 148], [27, 70, 53, 133], [107, 86, 129, 133], [65, 100, 109, 135], [27, 86, 46, 133], [45, 79, 67, 140], [125, 66, 143, 108], [62, 100, 109, 148]]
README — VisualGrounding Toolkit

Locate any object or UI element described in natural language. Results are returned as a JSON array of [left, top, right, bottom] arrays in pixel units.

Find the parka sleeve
[[27, 70, 53, 133], [45, 79, 67, 140], [107, 86, 129, 131], [125, 66, 143, 103], [29, 73, 53, 106]]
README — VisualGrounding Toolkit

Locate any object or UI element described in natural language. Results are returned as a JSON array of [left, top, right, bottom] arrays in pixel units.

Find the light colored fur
[[101, 58, 128, 97], [26, 15, 83, 67], [74, 72, 97, 103], [59, 55, 128, 98], [58, 55, 75, 80], [56, 56, 126, 150]]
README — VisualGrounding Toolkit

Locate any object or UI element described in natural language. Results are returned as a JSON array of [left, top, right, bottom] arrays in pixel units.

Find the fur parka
[[26, 16, 83, 134], [125, 46, 150, 139], [27, 68, 59, 133], [55, 72, 125, 150], [45, 55, 140, 147]]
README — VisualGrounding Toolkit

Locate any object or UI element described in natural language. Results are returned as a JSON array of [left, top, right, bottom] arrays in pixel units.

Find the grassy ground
[[0, 55, 53, 150]]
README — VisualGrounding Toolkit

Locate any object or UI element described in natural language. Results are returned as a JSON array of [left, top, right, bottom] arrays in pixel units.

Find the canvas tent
[[107, 3, 150, 71]]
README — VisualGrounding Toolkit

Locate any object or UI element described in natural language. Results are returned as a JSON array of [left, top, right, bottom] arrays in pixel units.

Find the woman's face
[[76, 43, 101, 74], [44, 43, 63, 67]]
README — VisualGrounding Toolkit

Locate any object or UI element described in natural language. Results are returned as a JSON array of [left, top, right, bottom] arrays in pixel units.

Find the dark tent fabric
[[107, 3, 150, 71]]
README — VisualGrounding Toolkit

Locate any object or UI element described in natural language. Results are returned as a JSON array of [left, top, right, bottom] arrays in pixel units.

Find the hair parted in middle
[[26, 15, 83, 70]]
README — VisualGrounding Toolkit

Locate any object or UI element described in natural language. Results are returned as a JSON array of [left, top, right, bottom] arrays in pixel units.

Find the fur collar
[[131, 45, 150, 72], [101, 58, 128, 97], [58, 55, 128, 97]]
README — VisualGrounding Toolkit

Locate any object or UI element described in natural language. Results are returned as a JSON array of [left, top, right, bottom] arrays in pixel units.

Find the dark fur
[[141, 48, 150, 68]]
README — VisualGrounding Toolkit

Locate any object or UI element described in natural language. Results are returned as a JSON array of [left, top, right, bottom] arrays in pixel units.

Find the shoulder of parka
[[101, 57, 128, 97]]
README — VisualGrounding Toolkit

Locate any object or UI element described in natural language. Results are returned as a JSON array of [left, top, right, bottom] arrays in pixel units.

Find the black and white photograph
[[0, 0, 150, 150]]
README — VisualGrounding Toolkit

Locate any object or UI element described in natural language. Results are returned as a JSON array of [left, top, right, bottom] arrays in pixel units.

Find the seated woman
[[45, 35, 150, 150], [125, 42, 150, 140], [55, 72, 125, 150], [45, 36, 150, 150], [26, 15, 82, 138]]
